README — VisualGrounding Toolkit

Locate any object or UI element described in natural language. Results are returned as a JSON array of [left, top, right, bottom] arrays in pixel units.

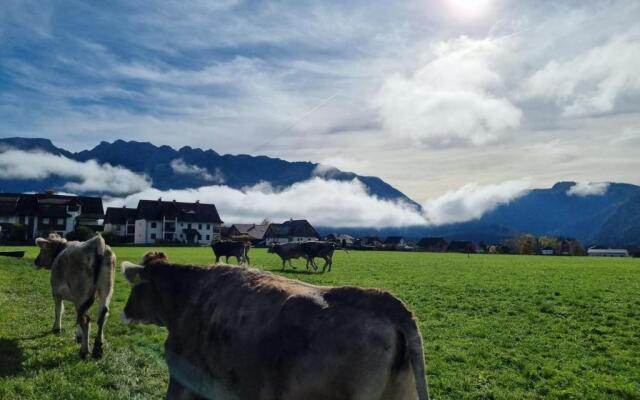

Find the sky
[[1, 0, 640, 206]]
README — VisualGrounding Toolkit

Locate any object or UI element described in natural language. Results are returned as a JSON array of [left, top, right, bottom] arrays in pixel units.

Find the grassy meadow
[[1, 246, 639, 399]]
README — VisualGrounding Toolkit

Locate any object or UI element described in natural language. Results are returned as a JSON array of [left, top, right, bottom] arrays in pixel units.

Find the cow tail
[[400, 317, 430, 400], [76, 235, 107, 325]]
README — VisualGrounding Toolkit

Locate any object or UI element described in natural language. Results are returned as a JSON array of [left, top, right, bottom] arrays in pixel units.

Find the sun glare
[[447, 0, 492, 19]]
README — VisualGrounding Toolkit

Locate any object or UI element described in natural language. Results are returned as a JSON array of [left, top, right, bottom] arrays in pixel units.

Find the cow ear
[[35, 238, 50, 248], [121, 261, 147, 285]]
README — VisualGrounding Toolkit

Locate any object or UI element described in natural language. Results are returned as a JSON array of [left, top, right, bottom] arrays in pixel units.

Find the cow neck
[[150, 264, 199, 328], [51, 241, 68, 262]]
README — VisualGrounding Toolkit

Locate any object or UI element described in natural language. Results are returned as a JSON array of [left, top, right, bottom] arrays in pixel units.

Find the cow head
[[267, 243, 279, 253], [34, 234, 67, 269], [121, 259, 166, 326], [142, 251, 169, 265]]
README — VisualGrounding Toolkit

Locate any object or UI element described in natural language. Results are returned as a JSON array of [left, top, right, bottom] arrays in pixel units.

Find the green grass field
[[1, 246, 639, 399]]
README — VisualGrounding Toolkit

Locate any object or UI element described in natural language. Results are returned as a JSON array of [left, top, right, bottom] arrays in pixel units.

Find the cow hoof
[[80, 350, 89, 360], [75, 333, 83, 343], [92, 343, 103, 359], [52, 327, 62, 334]]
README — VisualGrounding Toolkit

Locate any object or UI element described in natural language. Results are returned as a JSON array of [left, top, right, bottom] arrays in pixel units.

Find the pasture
[[1, 246, 639, 399]]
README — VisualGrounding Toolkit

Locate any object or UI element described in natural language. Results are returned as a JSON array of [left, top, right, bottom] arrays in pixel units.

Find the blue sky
[[2, 0, 640, 202]]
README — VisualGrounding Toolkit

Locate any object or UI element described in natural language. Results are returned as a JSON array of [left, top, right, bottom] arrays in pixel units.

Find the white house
[[105, 199, 224, 245]]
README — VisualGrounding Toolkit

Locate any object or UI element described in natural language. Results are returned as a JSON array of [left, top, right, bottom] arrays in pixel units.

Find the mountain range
[[0, 137, 416, 205], [323, 182, 640, 247], [1, 137, 639, 247]]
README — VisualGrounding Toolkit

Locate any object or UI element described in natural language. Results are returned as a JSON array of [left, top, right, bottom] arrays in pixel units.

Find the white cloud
[[375, 36, 522, 147], [107, 177, 427, 228], [522, 33, 640, 117], [170, 158, 224, 183], [0, 149, 151, 194], [422, 179, 531, 225], [566, 182, 609, 197]]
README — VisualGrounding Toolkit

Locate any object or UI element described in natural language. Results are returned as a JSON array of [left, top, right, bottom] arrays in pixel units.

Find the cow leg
[[322, 256, 329, 272], [235, 255, 242, 264], [309, 257, 319, 272], [52, 297, 64, 333], [281, 258, 286, 271], [214, 255, 220, 264], [77, 312, 91, 359], [92, 295, 110, 359], [244, 254, 251, 266]]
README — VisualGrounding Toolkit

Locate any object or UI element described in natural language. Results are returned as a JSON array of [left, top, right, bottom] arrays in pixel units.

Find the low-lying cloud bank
[[1, 148, 535, 227], [422, 179, 531, 225], [0, 149, 151, 194], [106, 178, 426, 228], [566, 182, 610, 197]]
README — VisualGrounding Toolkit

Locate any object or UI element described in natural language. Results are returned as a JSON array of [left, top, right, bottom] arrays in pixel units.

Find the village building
[[383, 236, 407, 250], [103, 207, 138, 242], [227, 223, 270, 245], [587, 248, 630, 257], [104, 199, 223, 245], [541, 247, 555, 256], [417, 237, 448, 252], [263, 219, 320, 245], [0, 192, 103, 239]]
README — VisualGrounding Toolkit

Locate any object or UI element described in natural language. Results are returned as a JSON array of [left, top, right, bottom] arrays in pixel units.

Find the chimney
[[196, 200, 200, 204], [158, 197, 162, 202]]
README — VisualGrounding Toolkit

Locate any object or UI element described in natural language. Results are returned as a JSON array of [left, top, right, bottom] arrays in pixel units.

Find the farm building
[[0, 192, 104, 239], [325, 233, 356, 247], [263, 219, 320, 245], [541, 247, 555, 255], [417, 237, 448, 252], [103, 206, 138, 242], [587, 248, 630, 257], [359, 236, 384, 248], [384, 236, 407, 249], [227, 223, 269, 245], [104, 199, 223, 245]]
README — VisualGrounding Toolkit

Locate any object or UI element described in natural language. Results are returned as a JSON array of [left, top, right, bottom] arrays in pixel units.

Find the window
[[188, 223, 192, 229], [57, 218, 64, 225], [198, 224, 202, 229], [42, 218, 50, 224], [206, 235, 210, 241], [206, 224, 210, 229], [150, 233, 156, 240], [151, 222, 157, 228]]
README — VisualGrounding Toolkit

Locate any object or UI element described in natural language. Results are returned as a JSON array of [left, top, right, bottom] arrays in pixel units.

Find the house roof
[[384, 236, 405, 245], [230, 223, 269, 241], [104, 207, 138, 224], [136, 200, 223, 223], [264, 220, 320, 239], [0, 192, 104, 218]]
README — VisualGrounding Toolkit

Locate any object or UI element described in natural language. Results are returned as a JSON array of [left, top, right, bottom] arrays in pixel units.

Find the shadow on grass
[[0, 338, 23, 377]]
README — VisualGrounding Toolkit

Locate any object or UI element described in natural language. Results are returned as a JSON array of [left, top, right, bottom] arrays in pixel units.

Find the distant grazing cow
[[34, 233, 115, 359], [121, 256, 430, 400], [300, 241, 337, 272], [268, 242, 314, 271], [211, 240, 250, 265]]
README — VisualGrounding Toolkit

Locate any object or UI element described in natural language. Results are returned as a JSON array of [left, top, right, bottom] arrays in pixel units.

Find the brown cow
[[121, 255, 430, 400]]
